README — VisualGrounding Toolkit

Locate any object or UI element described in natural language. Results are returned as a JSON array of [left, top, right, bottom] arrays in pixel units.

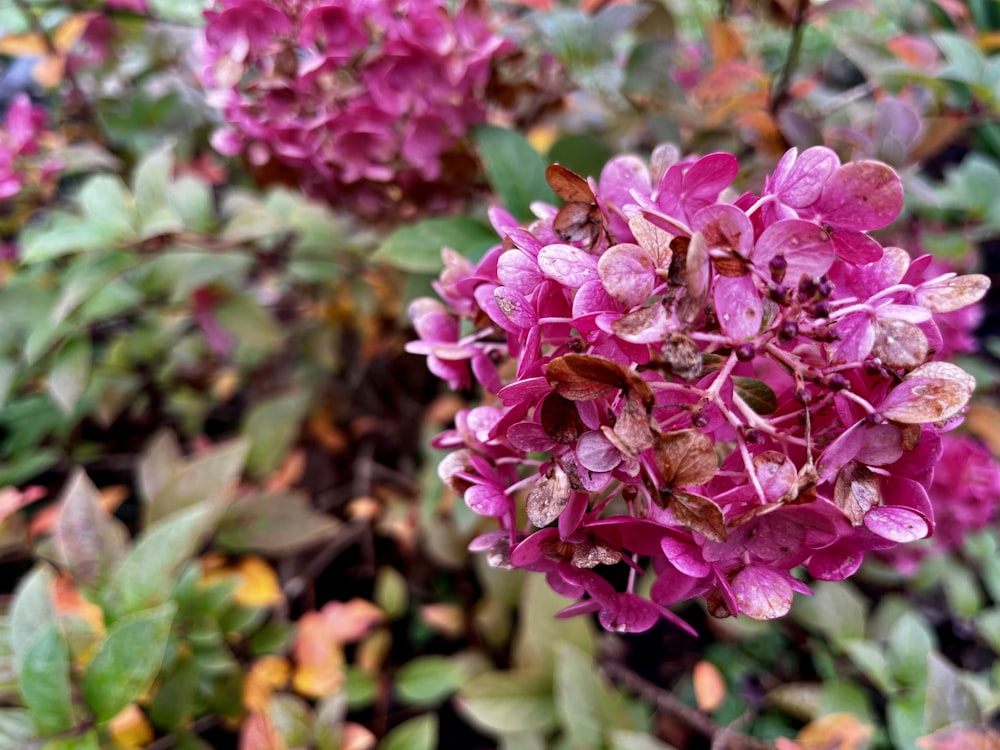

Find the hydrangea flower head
[[410, 144, 991, 632], [0, 94, 59, 203], [201, 0, 512, 214]]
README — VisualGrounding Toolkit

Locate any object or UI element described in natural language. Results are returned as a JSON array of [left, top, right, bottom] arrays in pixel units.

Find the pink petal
[[732, 565, 794, 619], [863, 506, 928, 542], [538, 244, 599, 288], [714, 275, 762, 339], [754, 219, 835, 281], [818, 160, 904, 231], [598, 243, 656, 307]]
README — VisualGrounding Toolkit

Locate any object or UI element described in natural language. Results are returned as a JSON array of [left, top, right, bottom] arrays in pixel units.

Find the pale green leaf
[[241, 390, 310, 480], [381, 714, 438, 750], [9, 566, 57, 668], [216, 491, 341, 556], [394, 656, 465, 707], [46, 336, 91, 414], [373, 216, 497, 273], [19, 626, 74, 735], [455, 670, 558, 736], [82, 602, 176, 723]]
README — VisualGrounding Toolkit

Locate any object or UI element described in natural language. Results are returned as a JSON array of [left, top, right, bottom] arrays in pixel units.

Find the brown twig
[[602, 661, 774, 750], [768, 0, 812, 116]]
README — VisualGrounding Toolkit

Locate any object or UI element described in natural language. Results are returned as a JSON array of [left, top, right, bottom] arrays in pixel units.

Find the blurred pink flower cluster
[[409, 144, 991, 632], [879, 432, 1000, 575], [0, 94, 57, 201], [201, 0, 510, 213]]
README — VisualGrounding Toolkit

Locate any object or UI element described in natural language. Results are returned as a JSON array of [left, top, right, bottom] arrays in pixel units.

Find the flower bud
[[769, 254, 787, 283], [778, 320, 799, 342], [736, 343, 755, 361], [826, 373, 849, 391], [812, 301, 831, 318]]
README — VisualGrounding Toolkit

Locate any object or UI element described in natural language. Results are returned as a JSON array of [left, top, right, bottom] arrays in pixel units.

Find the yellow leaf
[[0, 14, 95, 89], [244, 656, 291, 712], [692, 660, 727, 712], [233, 556, 284, 608], [108, 705, 154, 750], [0, 33, 48, 57]]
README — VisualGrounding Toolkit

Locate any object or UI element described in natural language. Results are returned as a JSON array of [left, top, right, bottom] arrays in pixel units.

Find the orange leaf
[[795, 713, 874, 750], [419, 603, 465, 638], [319, 598, 384, 643], [240, 711, 287, 750], [693, 660, 727, 712], [108, 705, 154, 750], [708, 19, 744, 64], [292, 612, 346, 698], [342, 723, 378, 750], [244, 656, 291, 712], [0, 485, 45, 525]]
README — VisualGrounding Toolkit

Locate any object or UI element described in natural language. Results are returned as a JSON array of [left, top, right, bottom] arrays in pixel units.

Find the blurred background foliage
[[0, 0, 999, 748]]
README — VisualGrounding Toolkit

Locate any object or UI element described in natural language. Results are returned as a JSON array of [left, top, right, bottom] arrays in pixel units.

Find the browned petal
[[833, 461, 881, 525], [546, 163, 595, 202], [571, 540, 622, 568], [662, 333, 704, 380], [539, 392, 586, 444], [546, 354, 628, 401], [656, 428, 718, 488], [872, 318, 928, 370], [613, 392, 656, 455], [669, 490, 728, 542], [525, 466, 572, 527]]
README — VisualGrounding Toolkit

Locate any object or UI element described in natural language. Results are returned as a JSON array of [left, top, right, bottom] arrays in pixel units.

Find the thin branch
[[768, 0, 812, 116], [602, 661, 774, 750]]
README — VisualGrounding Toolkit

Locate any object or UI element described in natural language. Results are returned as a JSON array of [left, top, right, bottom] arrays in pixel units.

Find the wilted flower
[[201, 0, 513, 215], [410, 144, 990, 632]]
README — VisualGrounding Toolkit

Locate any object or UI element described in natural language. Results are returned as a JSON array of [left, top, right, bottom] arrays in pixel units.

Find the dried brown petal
[[915, 273, 990, 313], [686, 231, 711, 308], [901, 423, 922, 451], [628, 214, 673, 268], [662, 333, 703, 380], [487, 537, 514, 569], [705, 588, 734, 618], [554, 202, 604, 249], [613, 392, 655, 456], [546, 354, 628, 401], [777, 463, 819, 505], [546, 163, 595, 202], [712, 252, 750, 277], [611, 304, 670, 344], [571, 540, 622, 568], [525, 466, 572, 527], [670, 490, 727, 541], [667, 236, 690, 287], [834, 461, 881, 525], [437, 449, 474, 494], [872, 318, 928, 370], [656, 429, 718, 488], [539, 392, 586, 444]]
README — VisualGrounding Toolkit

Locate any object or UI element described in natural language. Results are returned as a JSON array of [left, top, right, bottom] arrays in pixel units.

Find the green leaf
[[241, 390, 310, 480], [216, 491, 341, 556], [215, 295, 284, 364], [82, 602, 176, 723], [268, 694, 314, 748], [887, 612, 936, 687], [732, 377, 778, 415], [513, 575, 595, 677], [78, 174, 138, 240], [548, 134, 611, 181], [373, 216, 497, 273], [53, 468, 128, 589], [792, 580, 867, 644], [474, 125, 557, 221], [147, 0, 205, 24], [167, 175, 215, 233], [608, 730, 679, 750], [148, 651, 196, 730], [841, 640, 895, 695], [9, 566, 57, 668], [374, 566, 408, 621], [110, 503, 225, 615], [394, 656, 466, 707], [142, 437, 249, 526], [554, 642, 624, 747], [382, 714, 438, 750], [0, 360, 15, 410], [932, 31, 986, 84], [133, 143, 183, 237], [887, 693, 925, 750], [41, 730, 100, 750], [19, 213, 124, 263], [455, 670, 558, 736], [46, 336, 91, 414], [0, 709, 39, 749], [136, 430, 182, 509], [925, 651, 982, 731], [941, 558, 984, 618], [19, 626, 74, 735], [49, 252, 136, 327]]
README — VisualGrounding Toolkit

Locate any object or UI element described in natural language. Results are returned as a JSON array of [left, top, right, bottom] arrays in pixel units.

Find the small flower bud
[[769, 255, 787, 283], [826, 372, 849, 391], [817, 278, 834, 299], [866, 412, 885, 425], [798, 276, 819, 300], [795, 388, 812, 405], [769, 283, 790, 305], [863, 358, 884, 376], [778, 320, 799, 342], [812, 301, 831, 318], [736, 343, 755, 361], [622, 484, 639, 503], [743, 428, 764, 445], [568, 338, 585, 352], [691, 410, 710, 427]]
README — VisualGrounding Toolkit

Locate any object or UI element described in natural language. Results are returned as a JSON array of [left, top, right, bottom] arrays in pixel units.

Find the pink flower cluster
[[0, 94, 54, 201], [201, 0, 509, 211], [409, 144, 991, 632], [879, 432, 1000, 575]]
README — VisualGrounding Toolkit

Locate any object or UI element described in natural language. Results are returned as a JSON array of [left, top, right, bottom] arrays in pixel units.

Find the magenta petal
[[660, 535, 711, 577], [493, 287, 537, 328], [778, 146, 839, 208], [832, 229, 884, 264], [714, 275, 762, 339], [598, 243, 656, 307], [507, 421, 556, 452], [854, 424, 903, 466], [558, 491, 589, 539], [684, 152, 739, 202], [691, 203, 754, 256], [732, 565, 794, 619], [754, 219, 835, 281], [818, 160, 904, 231], [863, 506, 929, 542], [807, 540, 865, 581], [576, 430, 623, 472], [465, 484, 509, 517], [497, 249, 544, 294], [537, 244, 599, 288], [598, 592, 661, 633]]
